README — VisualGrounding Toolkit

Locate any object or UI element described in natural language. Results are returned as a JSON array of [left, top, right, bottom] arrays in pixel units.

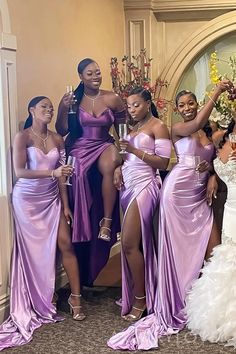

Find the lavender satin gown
[[120, 133, 171, 317], [108, 136, 215, 350], [0, 147, 63, 351], [68, 107, 125, 286]]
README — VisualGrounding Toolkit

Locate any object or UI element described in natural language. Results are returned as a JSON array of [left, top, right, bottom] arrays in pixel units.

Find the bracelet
[[141, 152, 146, 161], [208, 96, 216, 106], [51, 170, 55, 180]]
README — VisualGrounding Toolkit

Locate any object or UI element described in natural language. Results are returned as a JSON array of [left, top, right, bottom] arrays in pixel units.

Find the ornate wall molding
[[124, 0, 236, 11], [158, 10, 236, 126]]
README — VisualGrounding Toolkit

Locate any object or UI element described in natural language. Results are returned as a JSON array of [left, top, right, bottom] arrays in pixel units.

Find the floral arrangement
[[207, 52, 236, 128], [110, 49, 170, 119]]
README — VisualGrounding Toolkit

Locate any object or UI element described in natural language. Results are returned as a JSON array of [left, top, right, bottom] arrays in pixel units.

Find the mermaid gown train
[[186, 157, 236, 348], [69, 107, 125, 286], [108, 136, 215, 350], [0, 147, 64, 351], [120, 133, 171, 316]]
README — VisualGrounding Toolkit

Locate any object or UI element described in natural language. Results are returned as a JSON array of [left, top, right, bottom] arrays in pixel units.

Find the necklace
[[83, 90, 100, 108], [136, 116, 152, 131], [31, 127, 49, 149]]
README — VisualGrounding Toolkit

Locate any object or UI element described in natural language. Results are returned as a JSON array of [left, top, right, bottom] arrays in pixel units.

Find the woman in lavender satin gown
[[186, 112, 236, 348], [113, 87, 171, 321], [0, 96, 85, 352], [56, 58, 126, 286], [108, 80, 232, 351]]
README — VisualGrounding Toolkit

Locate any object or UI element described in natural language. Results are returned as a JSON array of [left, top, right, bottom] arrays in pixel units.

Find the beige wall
[[7, 0, 125, 125]]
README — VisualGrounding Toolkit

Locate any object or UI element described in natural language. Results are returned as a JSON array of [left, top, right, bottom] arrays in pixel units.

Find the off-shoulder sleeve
[[154, 138, 172, 158], [59, 149, 66, 165], [113, 109, 127, 124]]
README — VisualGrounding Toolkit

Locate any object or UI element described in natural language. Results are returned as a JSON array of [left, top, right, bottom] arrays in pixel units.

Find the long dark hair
[[128, 87, 159, 118], [219, 120, 236, 148], [24, 96, 48, 129], [68, 58, 96, 139]]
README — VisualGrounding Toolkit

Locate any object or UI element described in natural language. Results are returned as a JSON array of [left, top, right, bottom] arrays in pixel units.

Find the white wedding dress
[[185, 157, 236, 348]]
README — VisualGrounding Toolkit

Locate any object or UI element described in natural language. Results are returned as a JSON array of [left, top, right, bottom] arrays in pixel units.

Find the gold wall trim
[[124, 0, 236, 11]]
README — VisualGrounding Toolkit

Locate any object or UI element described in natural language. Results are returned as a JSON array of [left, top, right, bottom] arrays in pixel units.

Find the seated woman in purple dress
[[0, 96, 85, 352], [56, 58, 126, 286], [108, 80, 232, 351], [113, 87, 171, 322]]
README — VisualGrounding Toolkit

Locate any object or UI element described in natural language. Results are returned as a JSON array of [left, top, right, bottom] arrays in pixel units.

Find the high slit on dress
[[108, 136, 215, 350], [68, 108, 125, 286], [120, 132, 171, 317]]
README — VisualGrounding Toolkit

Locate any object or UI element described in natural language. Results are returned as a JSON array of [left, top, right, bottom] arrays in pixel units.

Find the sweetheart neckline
[[79, 106, 111, 118], [27, 146, 58, 155]]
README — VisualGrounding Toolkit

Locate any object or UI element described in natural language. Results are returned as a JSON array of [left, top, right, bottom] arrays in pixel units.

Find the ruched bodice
[[175, 136, 215, 164], [79, 107, 115, 139], [122, 133, 171, 186], [0, 145, 63, 351]]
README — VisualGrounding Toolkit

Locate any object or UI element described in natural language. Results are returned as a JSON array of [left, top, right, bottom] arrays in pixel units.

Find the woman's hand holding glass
[[63, 85, 77, 114], [228, 133, 236, 162], [53, 164, 74, 178]]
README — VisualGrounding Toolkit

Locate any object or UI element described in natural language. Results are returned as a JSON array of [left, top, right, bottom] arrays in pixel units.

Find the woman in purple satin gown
[[113, 87, 171, 321], [108, 80, 232, 351], [56, 58, 126, 286], [0, 96, 85, 352]]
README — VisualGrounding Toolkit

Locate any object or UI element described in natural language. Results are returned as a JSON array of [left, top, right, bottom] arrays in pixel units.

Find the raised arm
[[172, 80, 232, 140]]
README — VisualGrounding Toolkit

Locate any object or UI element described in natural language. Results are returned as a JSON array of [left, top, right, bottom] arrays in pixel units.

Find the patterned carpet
[[4, 286, 235, 354]]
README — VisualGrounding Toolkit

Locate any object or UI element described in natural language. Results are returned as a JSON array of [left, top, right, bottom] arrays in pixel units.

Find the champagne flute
[[229, 133, 236, 151], [194, 156, 204, 186], [66, 85, 77, 114], [118, 123, 128, 154], [64, 156, 76, 186]]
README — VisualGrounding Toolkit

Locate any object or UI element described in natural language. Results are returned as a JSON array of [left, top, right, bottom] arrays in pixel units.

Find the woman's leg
[[121, 199, 146, 318], [57, 211, 85, 319], [97, 145, 122, 239], [205, 219, 220, 260]]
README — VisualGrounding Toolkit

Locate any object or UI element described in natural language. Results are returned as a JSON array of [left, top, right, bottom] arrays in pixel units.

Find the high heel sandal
[[68, 293, 86, 321], [98, 217, 112, 242], [122, 295, 147, 322]]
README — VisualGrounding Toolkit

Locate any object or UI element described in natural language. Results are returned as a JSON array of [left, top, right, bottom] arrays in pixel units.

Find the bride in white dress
[[185, 116, 236, 348]]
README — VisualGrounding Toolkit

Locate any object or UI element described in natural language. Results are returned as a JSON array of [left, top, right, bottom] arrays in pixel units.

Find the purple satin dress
[[108, 136, 215, 350], [120, 133, 171, 316], [69, 108, 124, 285], [0, 147, 63, 351]]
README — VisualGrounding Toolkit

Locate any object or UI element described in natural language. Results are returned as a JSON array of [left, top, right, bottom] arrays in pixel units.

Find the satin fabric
[[120, 133, 172, 317], [68, 107, 124, 285], [0, 147, 64, 352], [108, 136, 215, 350], [186, 157, 236, 347]]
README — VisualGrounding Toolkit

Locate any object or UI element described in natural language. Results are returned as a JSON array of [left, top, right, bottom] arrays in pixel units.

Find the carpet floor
[[4, 286, 235, 354]]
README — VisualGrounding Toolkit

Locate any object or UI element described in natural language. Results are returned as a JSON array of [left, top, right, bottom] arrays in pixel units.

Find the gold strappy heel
[[68, 293, 86, 321], [98, 217, 112, 242], [122, 295, 147, 322]]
